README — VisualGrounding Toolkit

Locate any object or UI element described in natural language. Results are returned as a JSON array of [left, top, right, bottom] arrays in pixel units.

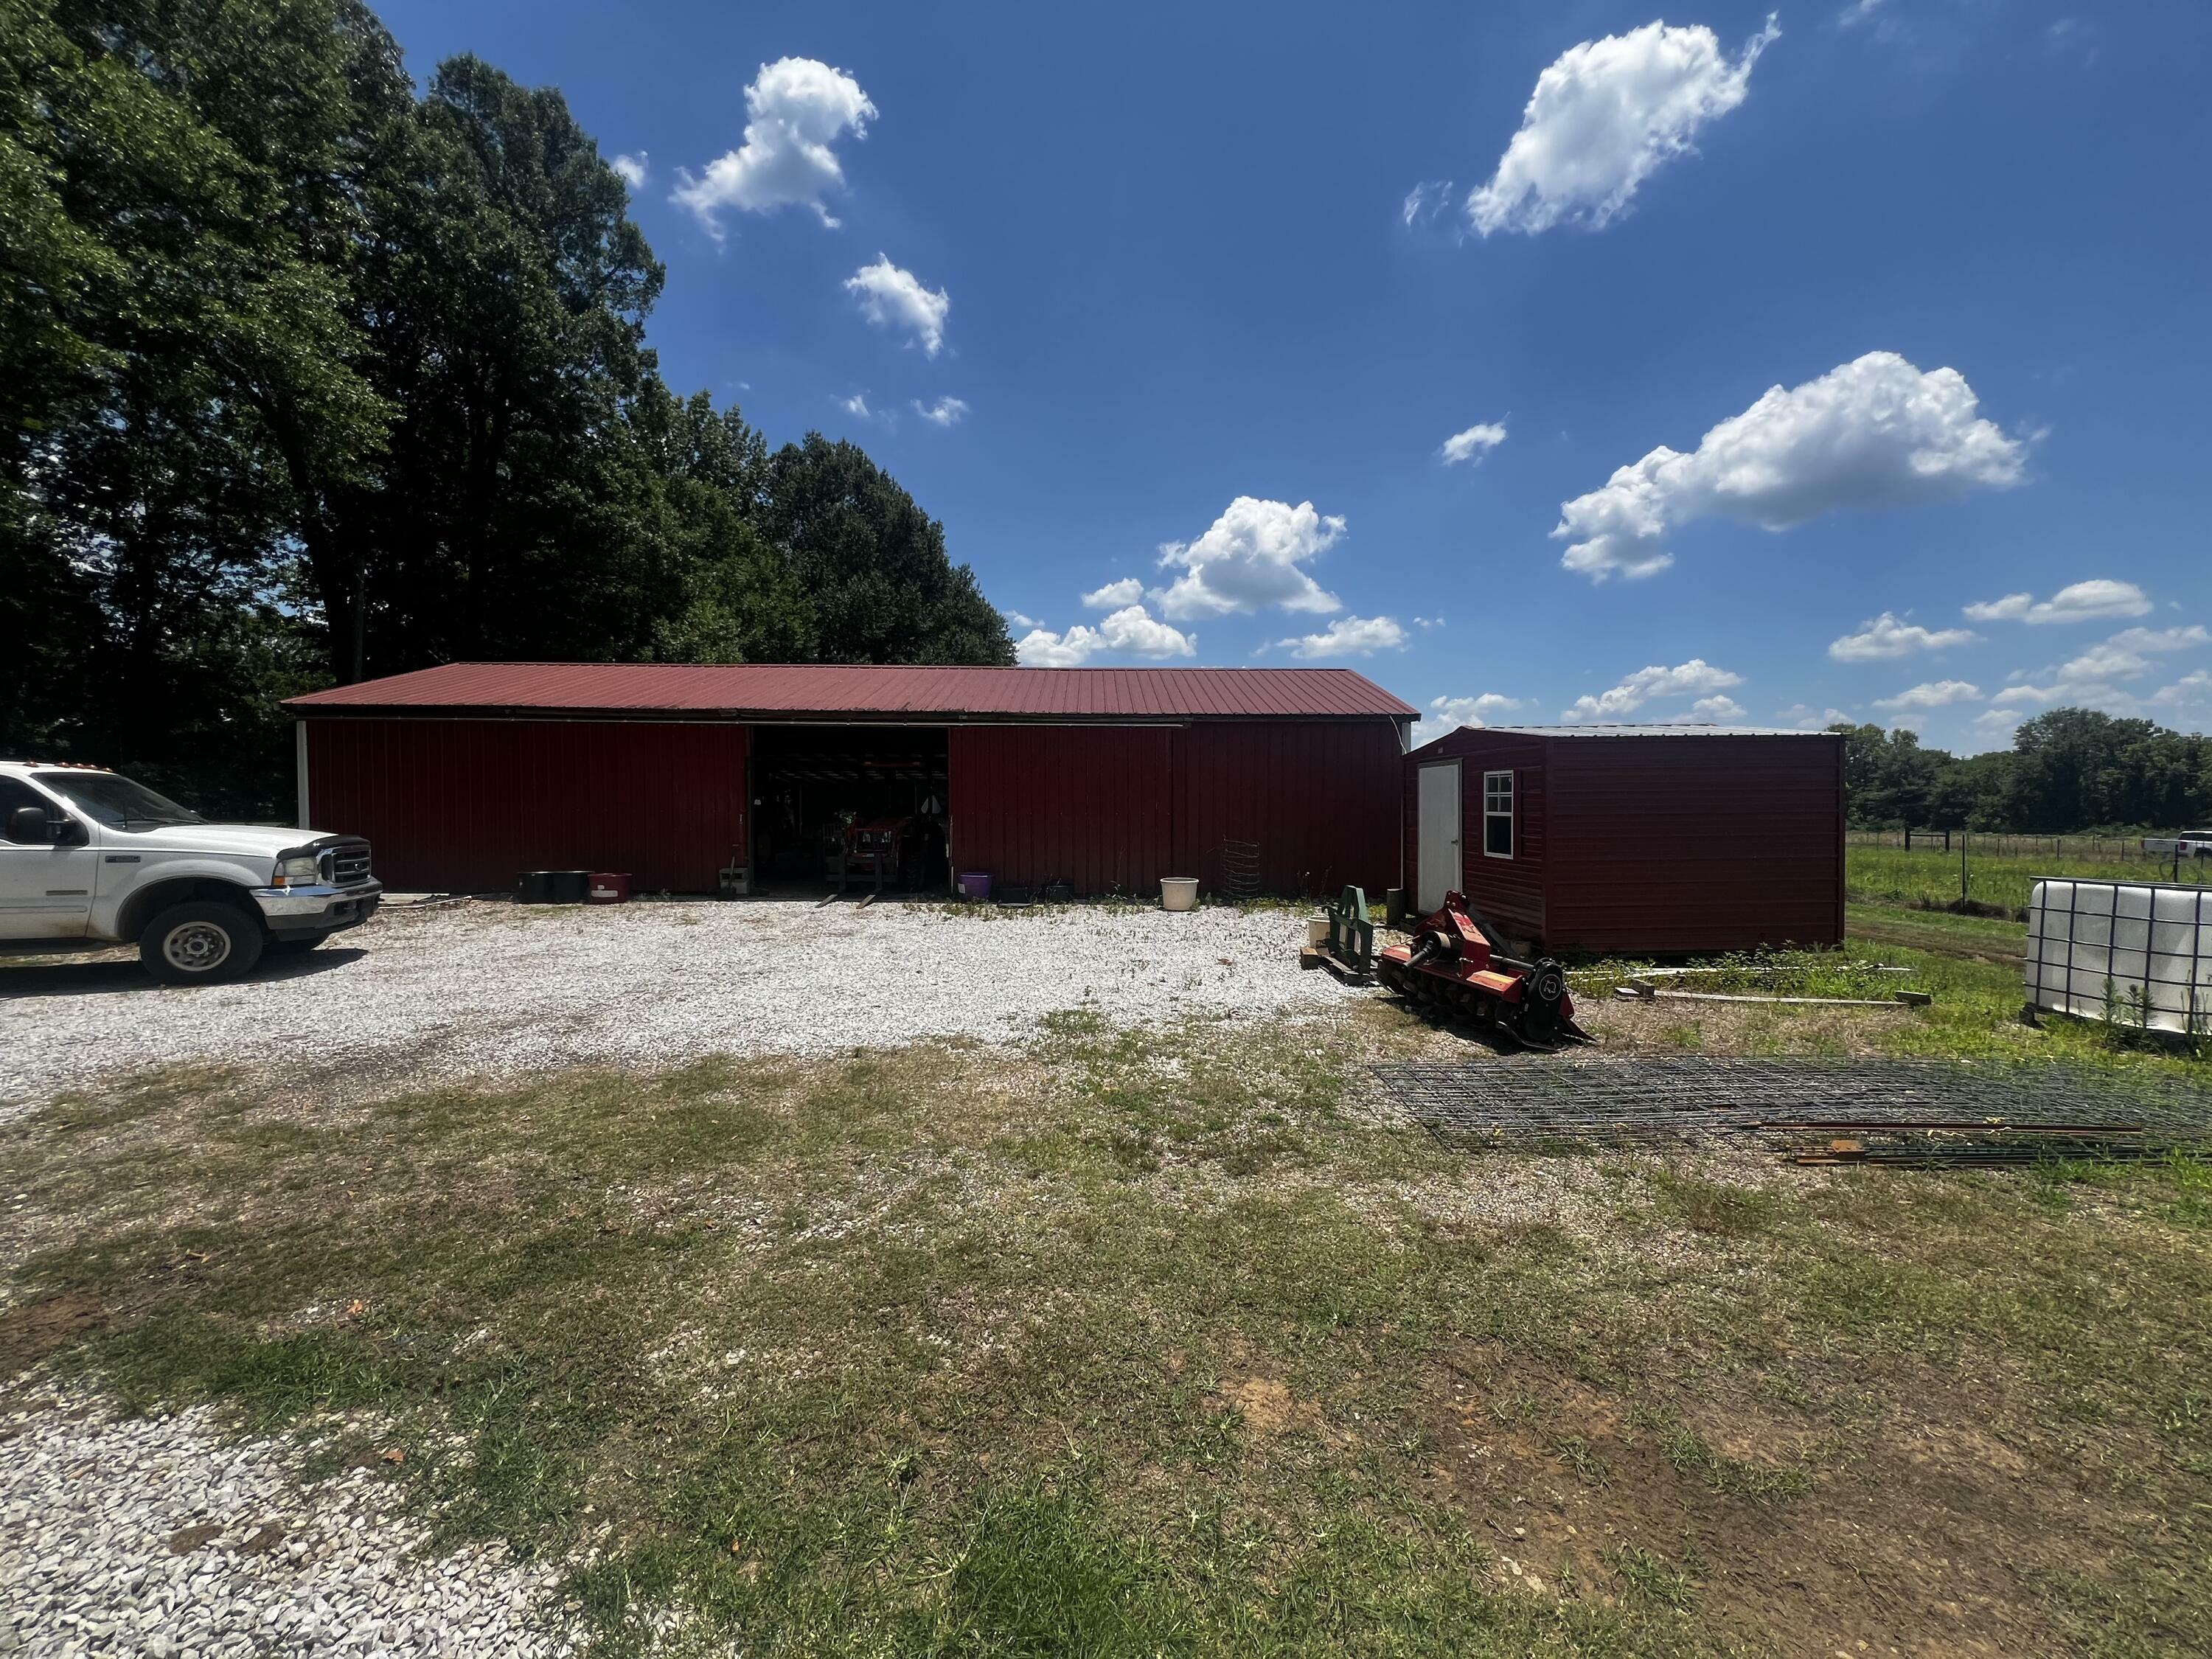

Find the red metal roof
[[287, 662, 1416, 721]]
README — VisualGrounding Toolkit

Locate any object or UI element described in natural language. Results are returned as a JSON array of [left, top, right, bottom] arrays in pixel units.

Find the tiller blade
[[1377, 891, 1593, 1051]]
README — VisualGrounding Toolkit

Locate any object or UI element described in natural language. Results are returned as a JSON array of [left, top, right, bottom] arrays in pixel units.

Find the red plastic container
[[586, 872, 632, 905]]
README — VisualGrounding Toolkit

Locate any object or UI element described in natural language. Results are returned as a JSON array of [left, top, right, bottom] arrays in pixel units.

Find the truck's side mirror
[[6, 805, 52, 844]]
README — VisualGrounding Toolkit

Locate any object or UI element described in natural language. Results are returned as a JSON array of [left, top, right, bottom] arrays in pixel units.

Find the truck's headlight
[[277, 854, 322, 885]]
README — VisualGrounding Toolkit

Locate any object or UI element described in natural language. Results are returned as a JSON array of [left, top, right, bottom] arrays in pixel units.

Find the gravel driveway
[[1, 1391, 570, 1658], [0, 898, 1354, 1110]]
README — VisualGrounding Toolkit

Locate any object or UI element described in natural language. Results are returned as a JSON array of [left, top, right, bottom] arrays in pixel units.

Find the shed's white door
[[1416, 761, 1461, 912]]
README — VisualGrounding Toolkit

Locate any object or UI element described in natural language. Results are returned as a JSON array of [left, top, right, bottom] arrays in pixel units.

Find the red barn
[[1404, 725, 1846, 956], [287, 663, 1413, 899]]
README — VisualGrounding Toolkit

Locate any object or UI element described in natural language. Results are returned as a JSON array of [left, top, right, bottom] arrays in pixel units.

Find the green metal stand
[[1325, 886, 1374, 976]]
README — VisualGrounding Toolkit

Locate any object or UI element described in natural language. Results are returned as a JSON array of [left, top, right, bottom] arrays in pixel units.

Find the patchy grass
[[1576, 907, 2212, 1081], [1848, 843, 2206, 914], [1846, 897, 2025, 961], [7, 1002, 2212, 1656]]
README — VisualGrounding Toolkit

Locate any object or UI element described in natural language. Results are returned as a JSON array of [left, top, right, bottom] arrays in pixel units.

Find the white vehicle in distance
[[0, 760, 380, 984]]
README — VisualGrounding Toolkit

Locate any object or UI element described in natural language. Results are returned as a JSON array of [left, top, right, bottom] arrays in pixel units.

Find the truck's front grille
[[327, 842, 372, 886]]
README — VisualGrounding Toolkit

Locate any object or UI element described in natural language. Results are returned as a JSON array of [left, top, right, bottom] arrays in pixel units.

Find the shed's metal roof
[[1486, 723, 1837, 739], [287, 662, 1417, 721]]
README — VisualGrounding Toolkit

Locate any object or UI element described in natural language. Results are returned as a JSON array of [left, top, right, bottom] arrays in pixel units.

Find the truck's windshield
[[32, 770, 205, 830]]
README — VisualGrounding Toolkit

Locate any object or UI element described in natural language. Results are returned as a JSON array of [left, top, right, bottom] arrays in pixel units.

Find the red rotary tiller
[[1378, 891, 1593, 1051]]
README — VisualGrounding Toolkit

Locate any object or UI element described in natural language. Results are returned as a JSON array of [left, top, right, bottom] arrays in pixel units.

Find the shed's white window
[[1483, 771, 1514, 859]]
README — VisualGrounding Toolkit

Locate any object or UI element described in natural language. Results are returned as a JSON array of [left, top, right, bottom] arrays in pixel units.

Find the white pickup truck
[[0, 759, 381, 983]]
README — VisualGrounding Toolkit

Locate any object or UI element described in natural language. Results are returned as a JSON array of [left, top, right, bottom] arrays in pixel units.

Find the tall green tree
[[763, 435, 1014, 666], [4, 2, 1016, 813], [1838, 710, 2212, 834], [1, 0, 401, 810], [315, 52, 675, 678], [630, 383, 815, 665]]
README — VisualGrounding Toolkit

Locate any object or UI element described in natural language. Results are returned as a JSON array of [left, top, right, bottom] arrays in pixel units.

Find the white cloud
[[1874, 679, 1983, 710], [1013, 605, 1196, 666], [1989, 675, 2142, 717], [1565, 658, 1743, 721], [672, 58, 875, 234], [1467, 15, 1779, 237], [1096, 606, 1196, 658], [846, 257, 950, 358], [912, 395, 968, 427], [1413, 693, 1524, 746], [1779, 703, 1857, 731], [1081, 578, 1145, 610], [1001, 609, 1038, 630], [837, 392, 875, 420], [2057, 625, 2208, 682], [1154, 497, 1345, 620], [611, 152, 648, 189], [1015, 629, 1093, 667], [1440, 421, 1508, 465], [1691, 694, 1746, 720], [1964, 580, 2152, 626], [1837, 0, 1889, 27], [1277, 616, 1408, 659], [1402, 180, 1455, 229], [1827, 611, 1981, 661], [2151, 671, 2212, 709], [1555, 352, 2028, 582]]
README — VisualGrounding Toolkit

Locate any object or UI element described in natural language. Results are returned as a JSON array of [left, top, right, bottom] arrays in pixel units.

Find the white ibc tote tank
[[2025, 879, 2212, 1033]]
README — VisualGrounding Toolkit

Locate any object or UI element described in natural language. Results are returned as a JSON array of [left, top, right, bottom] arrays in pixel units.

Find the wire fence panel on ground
[[1372, 1057, 2212, 1166]]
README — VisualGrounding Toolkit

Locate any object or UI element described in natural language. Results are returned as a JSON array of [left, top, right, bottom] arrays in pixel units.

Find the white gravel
[[0, 1391, 570, 1658], [0, 899, 1354, 1111]]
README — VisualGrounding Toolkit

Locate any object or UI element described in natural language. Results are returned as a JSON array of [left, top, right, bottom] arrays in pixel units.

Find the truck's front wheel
[[141, 901, 265, 985]]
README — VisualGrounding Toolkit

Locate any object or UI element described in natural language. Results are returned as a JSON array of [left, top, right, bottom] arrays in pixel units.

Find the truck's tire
[[141, 901, 265, 985], [264, 933, 330, 956]]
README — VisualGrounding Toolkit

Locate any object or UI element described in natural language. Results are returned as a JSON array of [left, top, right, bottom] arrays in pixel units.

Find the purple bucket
[[959, 871, 992, 901]]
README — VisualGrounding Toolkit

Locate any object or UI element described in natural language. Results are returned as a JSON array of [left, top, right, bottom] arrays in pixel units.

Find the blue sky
[[370, 0, 2210, 751]]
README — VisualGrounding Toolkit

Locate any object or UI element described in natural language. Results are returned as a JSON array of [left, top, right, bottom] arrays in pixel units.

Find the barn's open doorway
[[748, 725, 950, 893]]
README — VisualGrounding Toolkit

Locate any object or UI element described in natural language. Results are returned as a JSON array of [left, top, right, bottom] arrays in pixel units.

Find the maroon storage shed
[[287, 664, 1413, 898], [1402, 724, 1846, 956]]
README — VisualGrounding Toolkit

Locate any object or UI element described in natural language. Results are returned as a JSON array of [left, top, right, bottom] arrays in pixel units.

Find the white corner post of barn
[[294, 720, 310, 830]]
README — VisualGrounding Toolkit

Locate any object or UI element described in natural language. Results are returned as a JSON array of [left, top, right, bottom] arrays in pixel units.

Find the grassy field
[[6, 918, 2212, 1657], [1848, 843, 2211, 915]]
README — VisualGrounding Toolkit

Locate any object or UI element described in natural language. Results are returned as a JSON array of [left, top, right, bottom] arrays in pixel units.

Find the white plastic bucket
[[1161, 877, 1200, 912], [1307, 917, 1330, 947]]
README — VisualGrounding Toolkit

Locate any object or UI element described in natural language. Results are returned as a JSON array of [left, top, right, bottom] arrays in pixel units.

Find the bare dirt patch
[[0, 1287, 114, 1381], [1419, 1346, 2175, 1657]]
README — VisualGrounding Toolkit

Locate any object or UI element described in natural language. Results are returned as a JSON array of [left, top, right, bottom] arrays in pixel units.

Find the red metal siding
[[947, 720, 1402, 899], [947, 726, 1175, 896], [1175, 721, 1402, 898], [1401, 731, 1550, 945], [305, 718, 748, 893], [1541, 735, 1845, 953]]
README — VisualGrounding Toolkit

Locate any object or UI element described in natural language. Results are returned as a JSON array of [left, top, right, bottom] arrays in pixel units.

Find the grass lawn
[[6, 914, 2212, 1655], [1848, 843, 2211, 915]]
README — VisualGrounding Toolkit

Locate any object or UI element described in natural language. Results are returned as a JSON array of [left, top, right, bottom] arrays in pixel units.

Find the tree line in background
[[1, 0, 1012, 816], [1839, 709, 2212, 834]]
